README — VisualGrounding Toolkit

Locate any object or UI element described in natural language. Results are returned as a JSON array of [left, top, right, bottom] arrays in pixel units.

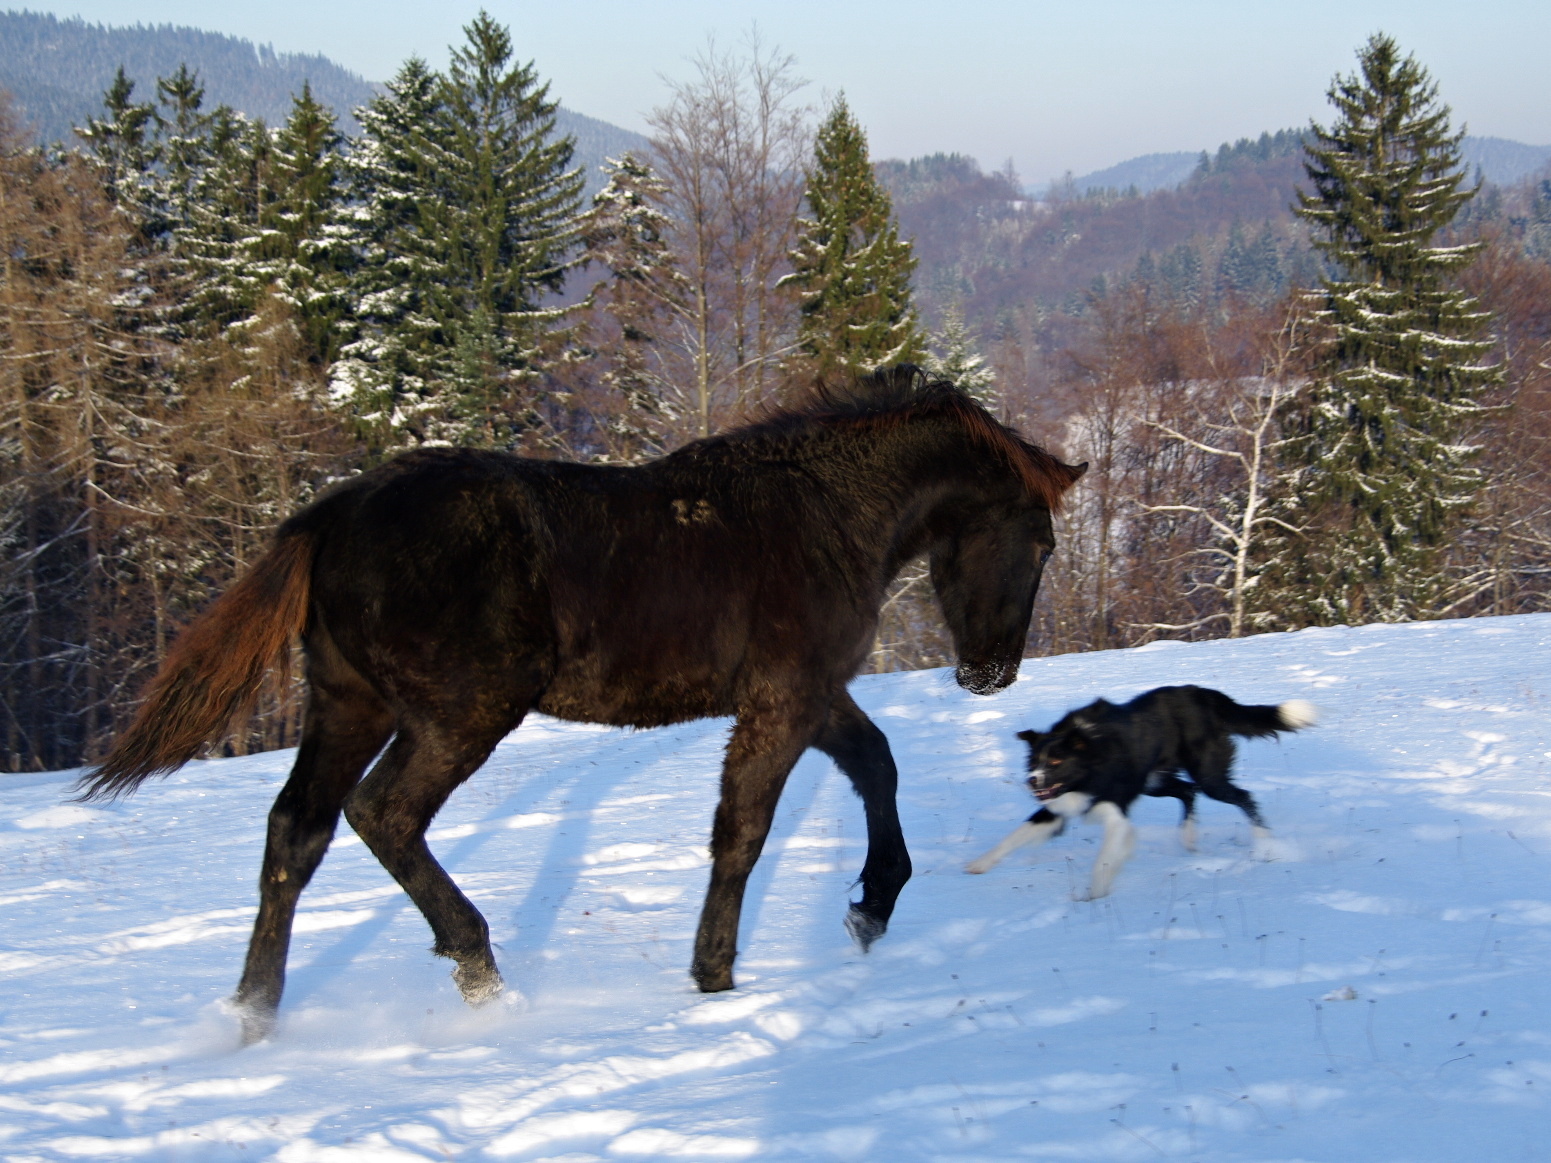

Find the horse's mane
[[761, 365, 1085, 512]]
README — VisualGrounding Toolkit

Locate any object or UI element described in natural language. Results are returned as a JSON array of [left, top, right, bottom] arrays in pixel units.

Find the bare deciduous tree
[[647, 31, 810, 438]]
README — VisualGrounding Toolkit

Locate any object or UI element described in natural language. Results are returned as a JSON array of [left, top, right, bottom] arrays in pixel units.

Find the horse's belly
[[536, 666, 735, 728]]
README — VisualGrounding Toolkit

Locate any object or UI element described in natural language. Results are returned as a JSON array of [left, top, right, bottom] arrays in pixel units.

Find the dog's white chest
[[1041, 791, 1095, 818]]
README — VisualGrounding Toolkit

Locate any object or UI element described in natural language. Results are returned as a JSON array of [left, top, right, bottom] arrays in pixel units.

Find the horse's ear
[[1060, 461, 1089, 489]]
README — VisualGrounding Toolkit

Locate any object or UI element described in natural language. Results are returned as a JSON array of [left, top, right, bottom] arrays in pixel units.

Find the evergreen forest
[[2, 18, 1550, 773]]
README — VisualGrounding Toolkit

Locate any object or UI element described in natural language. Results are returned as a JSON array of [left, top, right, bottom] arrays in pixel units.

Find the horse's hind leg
[[692, 704, 823, 993], [814, 692, 911, 951], [343, 711, 523, 1006], [233, 670, 394, 1043]]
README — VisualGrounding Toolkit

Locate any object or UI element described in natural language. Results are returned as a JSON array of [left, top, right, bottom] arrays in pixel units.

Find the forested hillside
[[0, 10, 375, 137], [2, 21, 1549, 776], [0, 11, 645, 194]]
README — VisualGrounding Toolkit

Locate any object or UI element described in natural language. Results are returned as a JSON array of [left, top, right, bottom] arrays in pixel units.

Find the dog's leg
[[1077, 802, 1136, 901], [1187, 741, 1271, 854], [966, 808, 1065, 874], [1149, 774, 1198, 852]]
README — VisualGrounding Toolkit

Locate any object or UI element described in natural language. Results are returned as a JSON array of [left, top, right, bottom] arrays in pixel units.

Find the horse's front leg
[[691, 705, 821, 992], [813, 692, 910, 951]]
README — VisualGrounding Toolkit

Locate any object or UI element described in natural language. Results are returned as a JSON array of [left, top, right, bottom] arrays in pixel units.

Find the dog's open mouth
[[1031, 778, 1066, 802]]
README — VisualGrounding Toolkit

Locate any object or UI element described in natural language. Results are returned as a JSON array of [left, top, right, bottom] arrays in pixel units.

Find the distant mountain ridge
[[0, 9, 377, 137], [1061, 133, 1551, 197], [0, 10, 646, 197]]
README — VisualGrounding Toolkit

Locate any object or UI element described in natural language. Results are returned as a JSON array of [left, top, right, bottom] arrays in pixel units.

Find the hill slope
[[2, 615, 1548, 1159], [0, 10, 646, 195], [0, 10, 377, 137], [1065, 134, 1551, 198]]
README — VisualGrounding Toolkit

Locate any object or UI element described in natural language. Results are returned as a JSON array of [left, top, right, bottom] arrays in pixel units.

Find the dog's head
[[1017, 703, 1109, 801]]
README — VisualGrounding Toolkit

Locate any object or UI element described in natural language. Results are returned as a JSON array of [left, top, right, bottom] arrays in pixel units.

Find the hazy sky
[[37, 1, 1551, 182]]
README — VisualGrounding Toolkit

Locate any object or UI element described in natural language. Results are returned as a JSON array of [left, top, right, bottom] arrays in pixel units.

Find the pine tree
[[75, 66, 160, 229], [1265, 34, 1498, 626], [431, 12, 583, 435], [329, 57, 448, 445], [785, 95, 924, 378], [178, 107, 269, 333], [1159, 243, 1203, 310], [924, 302, 997, 408], [252, 84, 352, 364], [334, 14, 584, 450], [155, 64, 219, 236], [578, 152, 686, 460]]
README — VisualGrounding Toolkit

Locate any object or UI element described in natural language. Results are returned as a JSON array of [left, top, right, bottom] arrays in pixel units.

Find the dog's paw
[[965, 858, 993, 874]]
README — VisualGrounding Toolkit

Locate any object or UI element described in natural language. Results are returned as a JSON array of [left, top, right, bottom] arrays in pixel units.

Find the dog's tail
[[75, 530, 317, 802], [1209, 690, 1318, 739]]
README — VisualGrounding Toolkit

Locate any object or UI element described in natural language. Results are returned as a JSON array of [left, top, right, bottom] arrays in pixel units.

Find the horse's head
[[928, 449, 1086, 696]]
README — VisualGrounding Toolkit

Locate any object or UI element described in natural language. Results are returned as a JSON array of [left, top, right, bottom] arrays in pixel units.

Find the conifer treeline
[[2, 24, 1548, 772]]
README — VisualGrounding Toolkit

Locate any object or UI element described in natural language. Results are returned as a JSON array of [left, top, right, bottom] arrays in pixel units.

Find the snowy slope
[[2, 615, 1550, 1161]]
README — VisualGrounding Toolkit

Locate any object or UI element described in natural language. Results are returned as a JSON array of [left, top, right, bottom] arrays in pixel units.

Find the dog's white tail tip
[[1278, 699, 1318, 729]]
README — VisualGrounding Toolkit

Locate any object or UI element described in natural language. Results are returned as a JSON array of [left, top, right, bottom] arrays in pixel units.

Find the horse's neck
[[828, 424, 980, 560]]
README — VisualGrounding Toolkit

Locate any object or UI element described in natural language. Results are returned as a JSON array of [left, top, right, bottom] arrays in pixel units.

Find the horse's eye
[[1039, 548, 1054, 566]]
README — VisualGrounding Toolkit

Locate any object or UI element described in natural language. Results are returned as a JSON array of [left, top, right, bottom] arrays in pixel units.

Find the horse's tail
[[76, 529, 318, 801]]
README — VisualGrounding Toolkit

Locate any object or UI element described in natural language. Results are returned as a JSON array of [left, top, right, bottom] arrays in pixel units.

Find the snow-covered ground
[[3, 615, 1550, 1161]]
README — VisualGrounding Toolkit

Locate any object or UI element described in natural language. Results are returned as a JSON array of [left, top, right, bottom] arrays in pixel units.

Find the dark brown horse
[[81, 366, 1084, 1043]]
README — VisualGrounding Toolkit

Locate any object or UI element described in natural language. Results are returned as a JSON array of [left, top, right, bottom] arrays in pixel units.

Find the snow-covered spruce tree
[[329, 57, 448, 448], [577, 152, 687, 461], [924, 302, 997, 409], [75, 67, 162, 235], [784, 95, 924, 379], [177, 83, 355, 371], [239, 85, 353, 365], [1264, 34, 1498, 626], [175, 106, 269, 334], [154, 65, 222, 238], [336, 14, 584, 450]]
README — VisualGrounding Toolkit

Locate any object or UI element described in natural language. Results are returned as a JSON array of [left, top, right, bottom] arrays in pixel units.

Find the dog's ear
[[1016, 729, 1045, 763]]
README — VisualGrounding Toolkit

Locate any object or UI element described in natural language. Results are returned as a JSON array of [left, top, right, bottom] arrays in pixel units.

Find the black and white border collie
[[966, 685, 1317, 899]]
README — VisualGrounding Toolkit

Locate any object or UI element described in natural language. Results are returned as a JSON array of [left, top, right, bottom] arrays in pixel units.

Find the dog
[[966, 685, 1316, 899]]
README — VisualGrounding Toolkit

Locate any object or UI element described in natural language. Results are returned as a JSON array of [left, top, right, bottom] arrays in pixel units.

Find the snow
[[3, 614, 1551, 1160]]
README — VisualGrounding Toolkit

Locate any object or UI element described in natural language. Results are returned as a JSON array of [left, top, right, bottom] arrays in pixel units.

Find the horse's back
[[289, 447, 863, 730]]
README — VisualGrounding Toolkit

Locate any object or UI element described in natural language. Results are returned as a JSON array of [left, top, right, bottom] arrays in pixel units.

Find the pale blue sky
[[36, 1, 1551, 181]]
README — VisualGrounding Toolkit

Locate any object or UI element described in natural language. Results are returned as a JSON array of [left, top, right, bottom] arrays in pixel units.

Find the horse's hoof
[[232, 999, 277, 1046], [844, 905, 887, 952], [692, 963, 735, 993], [452, 959, 505, 1006]]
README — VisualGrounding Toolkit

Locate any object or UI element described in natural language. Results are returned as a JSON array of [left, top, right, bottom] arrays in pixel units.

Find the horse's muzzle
[[954, 659, 1020, 695]]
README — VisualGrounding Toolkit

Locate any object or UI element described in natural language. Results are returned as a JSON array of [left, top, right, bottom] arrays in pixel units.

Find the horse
[[79, 365, 1086, 1043]]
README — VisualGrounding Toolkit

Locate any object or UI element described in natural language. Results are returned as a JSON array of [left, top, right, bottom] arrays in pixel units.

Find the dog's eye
[[1047, 757, 1062, 766]]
